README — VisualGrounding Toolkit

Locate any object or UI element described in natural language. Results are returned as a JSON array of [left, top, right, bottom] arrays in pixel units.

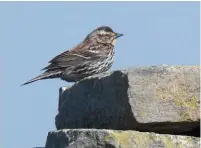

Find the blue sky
[[1, 2, 199, 148]]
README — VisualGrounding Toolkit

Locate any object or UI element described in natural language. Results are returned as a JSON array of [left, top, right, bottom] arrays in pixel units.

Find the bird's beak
[[115, 33, 123, 39]]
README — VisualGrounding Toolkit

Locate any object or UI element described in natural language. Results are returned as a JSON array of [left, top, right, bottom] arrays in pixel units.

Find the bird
[[21, 26, 123, 85]]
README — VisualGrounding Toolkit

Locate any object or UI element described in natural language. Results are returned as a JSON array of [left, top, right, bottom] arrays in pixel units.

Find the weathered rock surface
[[45, 129, 200, 148], [56, 65, 200, 135]]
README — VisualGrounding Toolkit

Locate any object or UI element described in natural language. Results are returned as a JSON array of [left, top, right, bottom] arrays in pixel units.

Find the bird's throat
[[111, 39, 117, 46]]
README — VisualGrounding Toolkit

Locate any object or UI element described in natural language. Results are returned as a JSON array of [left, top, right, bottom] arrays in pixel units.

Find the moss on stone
[[173, 96, 198, 110], [139, 111, 146, 117], [160, 136, 176, 148], [104, 131, 133, 147], [179, 112, 192, 121], [105, 131, 154, 147], [186, 96, 198, 109], [154, 68, 199, 122], [102, 130, 200, 148], [131, 132, 149, 147]]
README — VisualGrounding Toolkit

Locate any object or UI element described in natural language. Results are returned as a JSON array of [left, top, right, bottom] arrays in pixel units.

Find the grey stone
[[56, 65, 200, 134], [45, 129, 200, 148]]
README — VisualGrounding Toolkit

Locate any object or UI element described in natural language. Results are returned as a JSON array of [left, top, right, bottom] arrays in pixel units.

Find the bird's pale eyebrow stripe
[[88, 50, 100, 53], [71, 53, 91, 59], [100, 30, 107, 35]]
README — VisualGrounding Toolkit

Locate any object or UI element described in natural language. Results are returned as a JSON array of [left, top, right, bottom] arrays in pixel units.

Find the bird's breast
[[95, 46, 115, 73]]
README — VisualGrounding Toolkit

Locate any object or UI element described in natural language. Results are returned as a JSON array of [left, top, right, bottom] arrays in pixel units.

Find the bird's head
[[85, 26, 123, 46]]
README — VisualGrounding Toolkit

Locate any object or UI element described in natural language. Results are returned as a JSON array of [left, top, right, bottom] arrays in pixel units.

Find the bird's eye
[[106, 35, 110, 38]]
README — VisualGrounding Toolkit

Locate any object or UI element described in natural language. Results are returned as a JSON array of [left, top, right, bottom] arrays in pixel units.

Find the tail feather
[[21, 71, 62, 86]]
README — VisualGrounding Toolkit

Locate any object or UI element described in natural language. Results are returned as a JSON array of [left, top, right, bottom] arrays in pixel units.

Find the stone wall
[[45, 65, 200, 148]]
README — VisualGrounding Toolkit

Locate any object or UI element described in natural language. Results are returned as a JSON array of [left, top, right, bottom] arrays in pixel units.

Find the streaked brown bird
[[22, 26, 123, 85]]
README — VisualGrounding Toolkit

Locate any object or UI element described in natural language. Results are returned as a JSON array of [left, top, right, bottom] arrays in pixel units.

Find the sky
[[0, 2, 200, 148]]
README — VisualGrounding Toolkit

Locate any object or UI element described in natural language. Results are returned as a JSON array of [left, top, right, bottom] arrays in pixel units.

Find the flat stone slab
[[56, 65, 200, 134], [45, 129, 200, 148]]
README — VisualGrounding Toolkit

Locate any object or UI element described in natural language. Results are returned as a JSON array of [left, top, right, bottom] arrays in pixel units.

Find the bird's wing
[[42, 42, 104, 71]]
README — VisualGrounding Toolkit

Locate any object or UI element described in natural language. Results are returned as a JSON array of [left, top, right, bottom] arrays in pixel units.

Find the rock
[[56, 65, 200, 135], [45, 129, 200, 148]]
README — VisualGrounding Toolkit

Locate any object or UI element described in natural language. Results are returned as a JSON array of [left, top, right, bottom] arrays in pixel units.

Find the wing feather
[[42, 41, 105, 71]]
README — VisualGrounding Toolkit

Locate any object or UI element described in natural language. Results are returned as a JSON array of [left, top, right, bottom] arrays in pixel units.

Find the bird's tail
[[21, 70, 63, 86]]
